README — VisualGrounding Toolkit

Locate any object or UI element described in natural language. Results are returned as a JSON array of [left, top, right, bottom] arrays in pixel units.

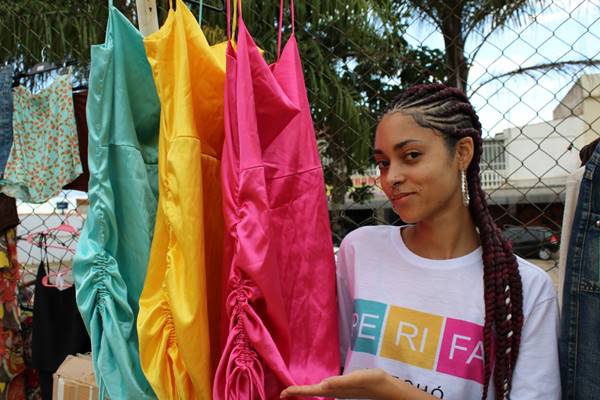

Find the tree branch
[[470, 59, 600, 96]]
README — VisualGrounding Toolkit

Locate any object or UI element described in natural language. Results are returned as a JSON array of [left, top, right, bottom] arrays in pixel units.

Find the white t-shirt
[[337, 225, 560, 400]]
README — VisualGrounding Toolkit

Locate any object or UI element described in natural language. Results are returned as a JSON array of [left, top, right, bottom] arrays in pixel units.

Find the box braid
[[383, 84, 524, 400]]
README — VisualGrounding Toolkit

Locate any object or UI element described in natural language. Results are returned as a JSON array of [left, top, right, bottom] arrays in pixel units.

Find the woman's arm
[[281, 369, 438, 400]]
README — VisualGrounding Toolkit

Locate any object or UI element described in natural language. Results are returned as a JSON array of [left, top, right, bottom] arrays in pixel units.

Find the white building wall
[[502, 116, 584, 188], [580, 74, 600, 147], [346, 74, 600, 207]]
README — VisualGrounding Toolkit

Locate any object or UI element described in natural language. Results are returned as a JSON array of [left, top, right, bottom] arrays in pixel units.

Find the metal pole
[[136, 0, 159, 36]]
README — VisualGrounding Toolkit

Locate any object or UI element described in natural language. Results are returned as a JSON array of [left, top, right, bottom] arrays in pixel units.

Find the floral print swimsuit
[[0, 74, 82, 203]]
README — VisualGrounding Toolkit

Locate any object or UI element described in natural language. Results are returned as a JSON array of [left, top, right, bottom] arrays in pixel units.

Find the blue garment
[[0, 67, 13, 177], [73, 3, 159, 399], [559, 140, 600, 399]]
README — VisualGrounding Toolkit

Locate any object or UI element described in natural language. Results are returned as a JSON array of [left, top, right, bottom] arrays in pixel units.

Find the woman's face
[[374, 112, 465, 224]]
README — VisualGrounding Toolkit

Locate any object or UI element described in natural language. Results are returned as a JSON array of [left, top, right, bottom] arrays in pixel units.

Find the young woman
[[281, 84, 560, 399]]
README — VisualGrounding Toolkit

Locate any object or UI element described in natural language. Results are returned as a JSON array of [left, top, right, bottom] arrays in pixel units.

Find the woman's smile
[[391, 191, 416, 207]]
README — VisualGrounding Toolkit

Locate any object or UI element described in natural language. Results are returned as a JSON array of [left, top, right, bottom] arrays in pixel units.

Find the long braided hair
[[383, 84, 524, 400]]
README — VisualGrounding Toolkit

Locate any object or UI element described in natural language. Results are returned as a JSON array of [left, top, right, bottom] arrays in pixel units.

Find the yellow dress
[[136, 0, 226, 398]]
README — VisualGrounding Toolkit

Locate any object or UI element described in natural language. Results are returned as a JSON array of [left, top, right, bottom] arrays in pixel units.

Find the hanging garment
[[214, 1, 340, 398], [1, 74, 82, 203], [18, 285, 42, 400], [0, 67, 13, 177], [0, 195, 18, 233], [63, 91, 89, 192], [559, 140, 600, 399], [580, 137, 600, 166], [137, 0, 226, 398], [0, 228, 26, 400], [32, 261, 90, 400], [557, 166, 584, 310], [73, 2, 160, 399], [560, 138, 600, 308]]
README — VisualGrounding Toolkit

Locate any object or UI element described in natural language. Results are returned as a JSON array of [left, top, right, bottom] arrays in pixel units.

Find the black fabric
[[32, 262, 90, 399], [0, 194, 18, 233], [39, 371, 53, 400], [580, 137, 600, 166], [63, 91, 89, 192]]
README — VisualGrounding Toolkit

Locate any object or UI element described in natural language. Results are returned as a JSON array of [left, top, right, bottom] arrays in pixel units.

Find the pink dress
[[214, 0, 340, 398]]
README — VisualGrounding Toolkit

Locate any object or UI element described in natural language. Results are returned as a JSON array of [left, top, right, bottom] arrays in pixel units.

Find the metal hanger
[[185, 0, 225, 13], [27, 46, 55, 75], [12, 48, 78, 87]]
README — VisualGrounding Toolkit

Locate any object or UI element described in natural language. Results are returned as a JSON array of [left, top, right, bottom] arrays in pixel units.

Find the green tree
[[1, 1, 113, 65], [393, 0, 600, 96], [391, 0, 546, 93], [1, 0, 446, 240]]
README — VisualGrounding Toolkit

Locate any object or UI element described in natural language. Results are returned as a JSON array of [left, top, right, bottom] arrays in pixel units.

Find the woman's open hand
[[280, 369, 392, 399], [281, 369, 439, 400]]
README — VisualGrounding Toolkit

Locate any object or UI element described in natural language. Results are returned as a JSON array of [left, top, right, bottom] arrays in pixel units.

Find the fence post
[[136, 0, 159, 36]]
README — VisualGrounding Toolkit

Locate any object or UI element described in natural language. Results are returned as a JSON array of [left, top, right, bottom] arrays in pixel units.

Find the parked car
[[502, 225, 560, 260]]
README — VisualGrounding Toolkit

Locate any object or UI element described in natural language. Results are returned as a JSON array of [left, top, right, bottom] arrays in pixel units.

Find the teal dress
[[73, 3, 159, 399]]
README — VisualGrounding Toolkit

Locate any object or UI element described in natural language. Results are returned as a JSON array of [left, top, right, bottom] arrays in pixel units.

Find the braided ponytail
[[383, 84, 524, 400]]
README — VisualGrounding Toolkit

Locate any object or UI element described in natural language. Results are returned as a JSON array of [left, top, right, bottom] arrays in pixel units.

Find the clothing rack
[[136, 0, 159, 36], [136, 0, 225, 36], [186, 0, 225, 13], [12, 59, 79, 87]]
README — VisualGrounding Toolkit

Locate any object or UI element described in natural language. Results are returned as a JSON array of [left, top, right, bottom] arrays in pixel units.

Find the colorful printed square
[[352, 299, 387, 355], [436, 317, 485, 384], [380, 306, 443, 370]]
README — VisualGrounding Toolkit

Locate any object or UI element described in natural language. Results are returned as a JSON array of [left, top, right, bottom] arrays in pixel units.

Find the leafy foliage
[[1, 0, 445, 238]]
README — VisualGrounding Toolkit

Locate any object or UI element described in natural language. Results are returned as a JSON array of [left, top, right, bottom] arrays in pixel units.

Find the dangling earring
[[461, 169, 470, 207]]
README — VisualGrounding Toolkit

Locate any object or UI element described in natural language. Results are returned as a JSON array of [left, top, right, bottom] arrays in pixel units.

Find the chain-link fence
[[1, 0, 599, 279]]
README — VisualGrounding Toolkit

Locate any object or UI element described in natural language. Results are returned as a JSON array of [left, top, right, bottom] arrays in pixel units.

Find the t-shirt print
[[339, 225, 561, 400], [352, 299, 490, 384]]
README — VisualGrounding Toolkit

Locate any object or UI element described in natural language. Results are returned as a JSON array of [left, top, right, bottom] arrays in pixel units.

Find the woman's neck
[[402, 205, 479, 260]]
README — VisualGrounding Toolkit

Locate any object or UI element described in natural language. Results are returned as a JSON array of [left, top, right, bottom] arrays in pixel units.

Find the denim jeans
[[559, 140, 600, 399], [0, 67, 13, 177]]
